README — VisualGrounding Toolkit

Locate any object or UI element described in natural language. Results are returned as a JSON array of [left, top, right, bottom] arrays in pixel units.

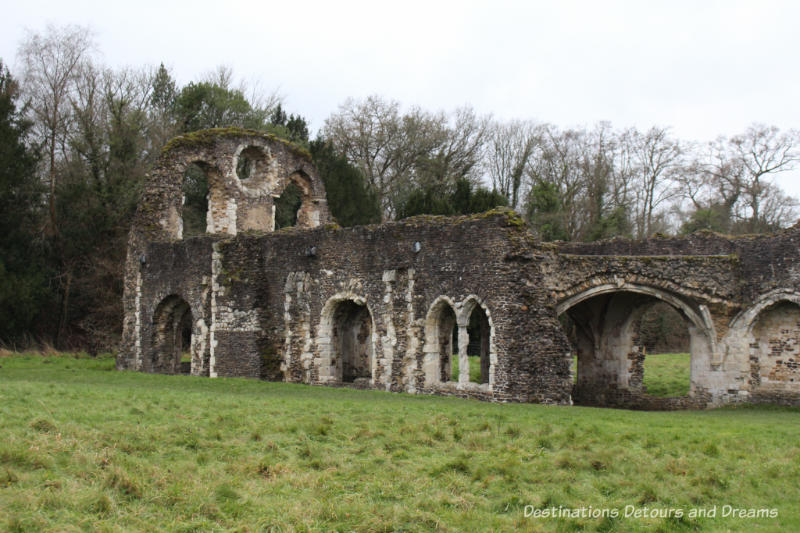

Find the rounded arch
[[316, 293, 376, 385], [729, 289, 800, 334], [422, 296, 458, 385], [273, 170, 316, 229], [556, 280, 715, 404], [556, 282, 713, 336], [729, 290, 800, 393], [282, 170, 313, 196], [151, 294, 198, 375], [180, 160, 213, 238]]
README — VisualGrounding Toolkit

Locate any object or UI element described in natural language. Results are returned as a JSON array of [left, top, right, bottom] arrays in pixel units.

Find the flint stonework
[[118, 128, 800, 409]]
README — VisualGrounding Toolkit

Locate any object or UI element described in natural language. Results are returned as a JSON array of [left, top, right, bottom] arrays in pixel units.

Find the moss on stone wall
[[162, 127, 312, 161]]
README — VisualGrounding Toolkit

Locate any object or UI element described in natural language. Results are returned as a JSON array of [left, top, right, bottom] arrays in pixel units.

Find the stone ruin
[[118, 128, 800, 409]]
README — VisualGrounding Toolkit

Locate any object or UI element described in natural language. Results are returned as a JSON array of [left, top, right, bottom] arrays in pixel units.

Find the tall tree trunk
[[57, 270, 72, 348]]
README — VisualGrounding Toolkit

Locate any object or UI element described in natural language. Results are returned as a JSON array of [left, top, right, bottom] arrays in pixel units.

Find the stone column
[[458, 324, 469, 384]]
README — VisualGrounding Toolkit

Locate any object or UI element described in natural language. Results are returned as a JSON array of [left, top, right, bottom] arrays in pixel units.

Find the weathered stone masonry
[[118, 128, 800, 409]]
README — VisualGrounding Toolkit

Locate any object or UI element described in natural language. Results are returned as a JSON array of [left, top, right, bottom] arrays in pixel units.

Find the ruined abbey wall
[[119, 129, 800, 409]]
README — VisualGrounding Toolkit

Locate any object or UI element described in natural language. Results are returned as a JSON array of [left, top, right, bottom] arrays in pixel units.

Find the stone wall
[[119, 129, 800, 409]]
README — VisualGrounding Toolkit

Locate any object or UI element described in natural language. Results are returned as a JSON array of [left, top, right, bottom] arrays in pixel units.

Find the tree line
[[1, 24, 798, 349], [324, 99, 799, 239]]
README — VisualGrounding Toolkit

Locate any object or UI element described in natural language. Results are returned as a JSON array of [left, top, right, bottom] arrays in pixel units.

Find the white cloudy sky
[[2, 0, 799, 196]]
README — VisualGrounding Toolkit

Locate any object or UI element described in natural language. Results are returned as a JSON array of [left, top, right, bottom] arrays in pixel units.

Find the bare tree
[[17, 24, 95, 232], [414, 106, 490, 191], [608, 126, 637, 217], [324, 96, 401, 217], [731, 124, 799, 231], [629, 126, 682, 238], [486, 119, 541, 210], [679, 125, 799, 233], [324, 95, 446, 219], [526, 126, 592, 240]]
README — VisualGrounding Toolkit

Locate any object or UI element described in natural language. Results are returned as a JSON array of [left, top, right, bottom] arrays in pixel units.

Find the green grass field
[[1, 352, 798, 532], [572, 353, 692, 398], [643, 353, 691, 397], [451, 355, 482, 383]]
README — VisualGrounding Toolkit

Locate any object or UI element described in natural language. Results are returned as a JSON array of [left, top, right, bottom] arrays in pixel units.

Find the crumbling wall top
[[131, 128, 330, 241]]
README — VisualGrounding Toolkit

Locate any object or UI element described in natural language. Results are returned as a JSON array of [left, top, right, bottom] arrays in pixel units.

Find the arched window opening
[[466, 306, 490, 384], [182, 163, 209, 237], [274, 181, 303, 229], [152, 295, 193, 375], [332, 300, 373, 384], [422, 298, 460, 385], [435, 304, 458, 382]]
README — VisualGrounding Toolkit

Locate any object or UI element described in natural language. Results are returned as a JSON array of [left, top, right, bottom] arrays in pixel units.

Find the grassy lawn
[[572, 353, 692, 398], [643, 353, 691, 397], [1, 353, 798, 532], [451, 355, 482, 383]]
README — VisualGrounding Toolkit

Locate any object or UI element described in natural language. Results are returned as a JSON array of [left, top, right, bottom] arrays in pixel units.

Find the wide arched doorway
[[557, 284, 713, 408]]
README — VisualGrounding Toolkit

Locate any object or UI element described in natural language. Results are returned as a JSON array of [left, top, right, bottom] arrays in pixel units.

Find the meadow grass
[[643, 353, 691, 397], [0, 352, 798, 532], [572, 353, 692, 398], [451, 355, 482, 383]]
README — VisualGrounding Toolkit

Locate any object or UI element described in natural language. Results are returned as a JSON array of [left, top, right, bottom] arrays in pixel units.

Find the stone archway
[[317, 295, 375, 386], [749, 301, 800, 390], [275, 171, 317, 229], [556, 283, 715, 407], [458, 296, 496, 388], [151, 295, 194, 374], [728, 292, 800, 398], [422, 296, 458, 384]]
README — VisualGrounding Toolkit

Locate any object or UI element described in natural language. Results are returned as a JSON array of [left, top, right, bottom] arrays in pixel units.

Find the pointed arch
[[458, 295, 496, 387], [422, 296, 458, 384]]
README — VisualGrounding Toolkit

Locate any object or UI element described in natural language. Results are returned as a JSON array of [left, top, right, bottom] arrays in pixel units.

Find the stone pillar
[[458, 324, 469, 384]]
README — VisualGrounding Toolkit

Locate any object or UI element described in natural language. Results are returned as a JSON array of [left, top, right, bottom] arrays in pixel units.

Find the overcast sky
[[2, 0, 799, 197]]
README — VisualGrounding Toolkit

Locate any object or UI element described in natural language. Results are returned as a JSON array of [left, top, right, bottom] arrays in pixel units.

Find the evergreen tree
[[285, 114, 309, 144], [309, 138, 381, 227], [0, 61, 49, 342], [150, 63, 177, 115], [587, 206, 632, 241], [679, 205, 731, 235], [398, 178, 507, 219], [526, 182, 568, 241], [175, 81, 269, 132], [269, 103, 288, 127], [467, 186, 508, 214]]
